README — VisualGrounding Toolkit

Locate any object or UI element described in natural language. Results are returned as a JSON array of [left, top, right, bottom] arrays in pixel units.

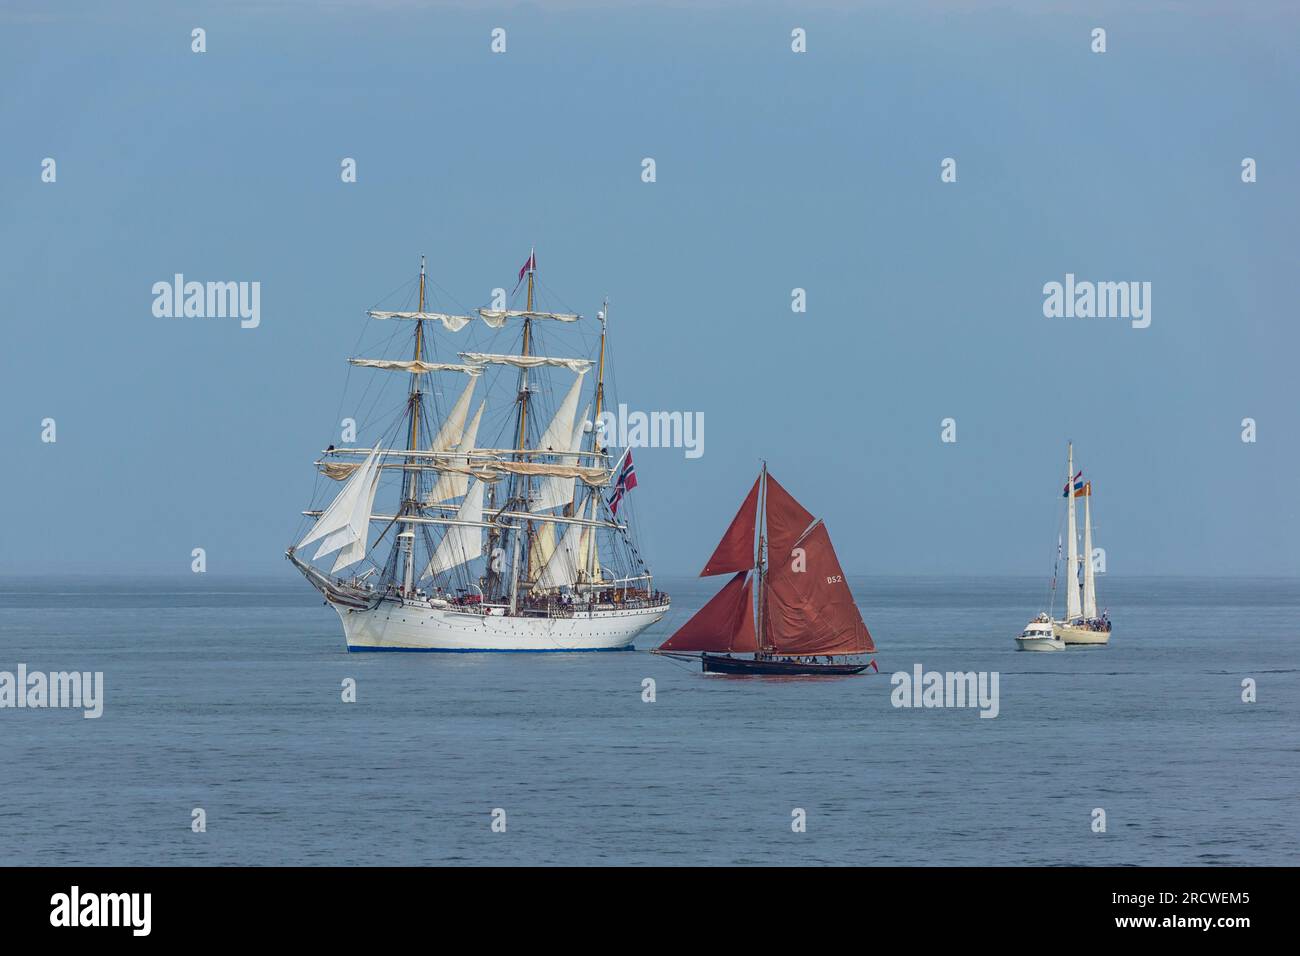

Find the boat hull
[[700, 653, 869, 676], [1054, 622, 1112, 645], [333, 596, 669, 651], [1015, 636, 1065, 651]]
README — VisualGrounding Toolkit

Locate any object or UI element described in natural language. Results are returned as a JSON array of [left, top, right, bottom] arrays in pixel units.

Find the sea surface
[[0, 574, 1296, 866]]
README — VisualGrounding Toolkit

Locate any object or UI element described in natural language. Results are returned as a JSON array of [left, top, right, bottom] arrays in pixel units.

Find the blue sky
[[3, 1, 1297, 577]]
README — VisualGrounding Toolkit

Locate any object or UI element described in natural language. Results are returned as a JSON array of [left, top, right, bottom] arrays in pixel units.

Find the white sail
[[330, 462, 382, 572], [460, 352, 592, 373], [1065, 445, 1082, 621], [424, 480, 486, 577], [530, 523, 557, 580], [297, 444, 382, 552], [535, 499, 591, 590], [532, 406, 589, 513], [430, 376, 478, 452], [425, 400, 485, 504], [580, 493, 602, 584], [1082, 488, 1097, 619], [535, 374, 586, 454]]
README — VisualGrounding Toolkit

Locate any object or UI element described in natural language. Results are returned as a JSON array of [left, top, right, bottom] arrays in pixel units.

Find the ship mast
[[400, 256, 427, 595], [583, 301, 610, 583], [508, 251, 536, 604]]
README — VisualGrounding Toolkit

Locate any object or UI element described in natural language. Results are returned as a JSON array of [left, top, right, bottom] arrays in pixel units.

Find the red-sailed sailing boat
[[652, 464, 877, 675]]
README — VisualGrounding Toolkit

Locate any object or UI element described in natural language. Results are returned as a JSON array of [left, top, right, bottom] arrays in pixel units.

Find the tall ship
[[287, 253, 670, 651], [653, 464, 877, 675], [1052, 442, 1112, 646]]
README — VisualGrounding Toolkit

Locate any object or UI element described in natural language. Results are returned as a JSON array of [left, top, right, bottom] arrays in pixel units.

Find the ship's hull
[[333, 596, 669, 651], [1015, 635, 1065, 651], [700, 653, 870, 676], [1054, 622, 1112, 645]]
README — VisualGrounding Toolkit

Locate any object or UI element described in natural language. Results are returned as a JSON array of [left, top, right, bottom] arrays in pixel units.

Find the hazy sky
[[3, 1, 1297, 578]]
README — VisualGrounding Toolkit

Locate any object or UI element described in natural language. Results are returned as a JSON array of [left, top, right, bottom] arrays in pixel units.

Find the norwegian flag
[[609, 451, 638, 515]]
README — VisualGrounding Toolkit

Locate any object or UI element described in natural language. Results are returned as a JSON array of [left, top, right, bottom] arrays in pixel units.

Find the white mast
[[1082, 484, 1097, 620], [1065, 442, 1081, 622]]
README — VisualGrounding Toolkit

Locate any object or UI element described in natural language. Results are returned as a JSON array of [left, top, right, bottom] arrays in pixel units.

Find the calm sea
[[0, 574, 1295, 866]]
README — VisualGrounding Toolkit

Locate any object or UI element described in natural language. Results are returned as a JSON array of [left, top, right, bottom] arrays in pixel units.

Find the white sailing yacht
[[1053, 442, 1112, 646], [287, 254, 670, 651]]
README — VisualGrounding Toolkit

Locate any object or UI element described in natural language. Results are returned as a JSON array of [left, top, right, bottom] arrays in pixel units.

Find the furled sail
[[369, 309, 581, 329], [426, 401, 485, 504], [477, 309, 580, 324], [699, 477, 759, 576], [429, 376, 478, 453], [1082, 484, 1097, 619], [297, 444, 382, 556], [763, 521, 874, 656], [460, 352, 593, 374], [424, 480, 486, 577], [366, 311, 476, 331], [492, 460, 606, 481], [659, 572, 756, 653], [348, 358, 483, 375], [764, 473, 816, 563]]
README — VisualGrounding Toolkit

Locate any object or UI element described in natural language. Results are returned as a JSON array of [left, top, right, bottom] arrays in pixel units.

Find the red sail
[[733, 574, 756, 650], [764, 473, 816, 565], [659, 572, 757, 653], [763, 521, 875, 656], [699, 477, 760, 576]]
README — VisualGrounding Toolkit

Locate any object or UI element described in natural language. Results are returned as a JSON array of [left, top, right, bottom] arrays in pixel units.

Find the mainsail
[[1082, 483, 1097, 619], [763, 521, 874, 655], [1065, 446, 1082, 621], [764, 473, 815, 562]]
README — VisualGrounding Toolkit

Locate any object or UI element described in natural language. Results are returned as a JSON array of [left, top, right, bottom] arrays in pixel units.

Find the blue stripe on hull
[[345, 644, 638, 653]]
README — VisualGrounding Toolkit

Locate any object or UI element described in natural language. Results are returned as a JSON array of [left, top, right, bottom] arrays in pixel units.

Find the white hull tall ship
[[1051, 442, 1112, 646], [288, 253, 669, 651]]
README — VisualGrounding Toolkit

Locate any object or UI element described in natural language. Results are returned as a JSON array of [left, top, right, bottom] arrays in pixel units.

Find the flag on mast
[[512, 248, 536, 293], [609, 451, 638, 515]]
